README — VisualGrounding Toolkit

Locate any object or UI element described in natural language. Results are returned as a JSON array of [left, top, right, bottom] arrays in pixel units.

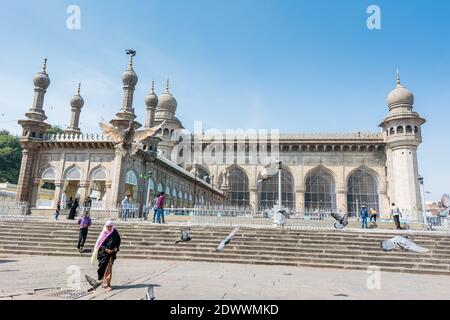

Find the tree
[[0, 130, 22, 184], [45, 126, 64, 135]]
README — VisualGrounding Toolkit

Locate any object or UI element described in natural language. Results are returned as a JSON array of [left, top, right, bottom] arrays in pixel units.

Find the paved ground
[[0, 255, 449, 300]]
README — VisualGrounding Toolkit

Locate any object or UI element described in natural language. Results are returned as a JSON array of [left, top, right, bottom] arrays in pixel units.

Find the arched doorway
[[304, 168, 336, 213], [89, 167, 107, 208], [347, 168, 379, 217], [36, 167, 56, 208], [228, 166, 250, 208], [258, 168, 295, 209], [64, 167, 82, 206], [125, 170, 138, 201]]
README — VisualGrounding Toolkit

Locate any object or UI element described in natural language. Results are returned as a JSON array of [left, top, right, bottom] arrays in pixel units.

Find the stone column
[[78, 182, 89, 203], [295, 187, 305, 215], [336, 188, 348, 214], [109, 148, 127, 207], [104, 181, 112, 208], [53, 180, 64, 209], [30, 179, 40, 208], [15, 149, 36, 204], [249, 186, 257, 211]]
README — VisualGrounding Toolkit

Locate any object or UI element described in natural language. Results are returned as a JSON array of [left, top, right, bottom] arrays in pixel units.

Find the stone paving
[[0, 255, 449, 300]]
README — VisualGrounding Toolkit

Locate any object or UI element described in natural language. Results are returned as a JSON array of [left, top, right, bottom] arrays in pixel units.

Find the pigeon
[[175, 228, 192, 244], [85, 274, 102, 292], [330, 212, 349, 229], [216, 227, 240, 251], [380, 236, 429, 253], [145, 285, 155, 300]]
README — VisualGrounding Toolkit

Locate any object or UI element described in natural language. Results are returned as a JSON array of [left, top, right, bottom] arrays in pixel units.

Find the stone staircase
[[0, 220, 449, 276]]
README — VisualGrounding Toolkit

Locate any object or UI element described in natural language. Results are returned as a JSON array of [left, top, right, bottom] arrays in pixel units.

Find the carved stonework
[[66, 153, 86, 162]]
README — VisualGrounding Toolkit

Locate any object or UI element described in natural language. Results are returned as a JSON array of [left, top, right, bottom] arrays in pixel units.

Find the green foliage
[[45, 126, 64, 135], [0, 130, 22, 184]]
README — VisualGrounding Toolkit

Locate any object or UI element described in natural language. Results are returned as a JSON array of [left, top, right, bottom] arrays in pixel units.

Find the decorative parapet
[[279, 132, 383, 140], [42, 132, 113, 142]]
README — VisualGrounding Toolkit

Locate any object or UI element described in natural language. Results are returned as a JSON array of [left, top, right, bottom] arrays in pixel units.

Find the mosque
[[15, 54, 426, 219]]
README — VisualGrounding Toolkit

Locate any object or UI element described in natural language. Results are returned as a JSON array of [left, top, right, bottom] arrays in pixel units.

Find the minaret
[[110, 52, 142, 130], [16, 59, 52, 204], [144, 80, 158, 128], [153, 78, 184, 160], [380, 71, 426, 220], [65, 82, 84, 134]]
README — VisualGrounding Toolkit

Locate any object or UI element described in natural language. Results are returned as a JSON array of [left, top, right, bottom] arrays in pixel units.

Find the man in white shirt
[[390, 203, 402, 230], [121, 195, 131, 221]]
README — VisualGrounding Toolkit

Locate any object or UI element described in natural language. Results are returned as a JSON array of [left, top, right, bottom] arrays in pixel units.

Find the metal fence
[[78, 203, 141, 221], [0, 201, 28, 221]]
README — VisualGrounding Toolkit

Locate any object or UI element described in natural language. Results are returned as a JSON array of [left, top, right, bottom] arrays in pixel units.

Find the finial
[[396, 69, 401, 86], [42, 58, 48, 74], [151, 80, 155, 94], [166, 77, 170, 93], [77, 82, 81, 95]]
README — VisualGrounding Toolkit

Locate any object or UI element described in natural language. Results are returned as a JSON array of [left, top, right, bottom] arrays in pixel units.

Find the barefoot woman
[[91, 220, 121, 291]]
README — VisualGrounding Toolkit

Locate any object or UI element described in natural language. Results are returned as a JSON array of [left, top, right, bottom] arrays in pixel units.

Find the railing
[[0, 201, 28, 221], [78, 203, 141, 221]]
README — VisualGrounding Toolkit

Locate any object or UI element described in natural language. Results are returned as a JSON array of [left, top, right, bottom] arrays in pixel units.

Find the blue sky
[[0, 0, 448, 201]]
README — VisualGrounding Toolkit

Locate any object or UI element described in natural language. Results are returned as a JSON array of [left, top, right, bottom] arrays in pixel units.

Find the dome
[[34, 72, 50, 89], [70, 83, 84, 108], [145, 92, 158, 108], [387, 85, 414, 107], [122, 66, 138, 87], [145, 81, 158, 108], [157, 92, 177, 111], [71, 94, 84, 108], [386, 71, 414, 108]]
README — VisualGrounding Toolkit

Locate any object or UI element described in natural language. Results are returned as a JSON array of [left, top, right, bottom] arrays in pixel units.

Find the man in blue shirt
[[361, 205, 369, 229]]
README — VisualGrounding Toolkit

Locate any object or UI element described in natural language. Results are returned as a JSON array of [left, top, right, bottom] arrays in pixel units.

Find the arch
[[165, 186, 171, 195], [227, 165, 250, 207], [64, 166, 82, 180], [157, 183, 164, 193], [346, 167, 379, 217], [406, 125, 412, 133], [304, 166, 336, 213], [397, 126, 404, 134], [172, 188, 177, 198], [414, 126, 419, 133], [41, 167, 56, 180], [390, 127, 395, 135], [125, 170, 138, 186], [179, 191, 183, 199], [90, 167, 107, 181], [163, 128, 170, 138], [258, 167, 295, 209], [148, 179, 155, 191]]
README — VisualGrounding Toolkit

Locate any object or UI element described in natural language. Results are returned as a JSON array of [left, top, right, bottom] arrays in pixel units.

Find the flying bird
[[85, 274, 102, 292], [380, 235, 429, 253], [145, 285, 155, 300], [216, 227, 240, 251], [175, 228, 192, 244], [330, 212, 349, 229], [125, 49, 137, 57], [99, 120, 165, 154]]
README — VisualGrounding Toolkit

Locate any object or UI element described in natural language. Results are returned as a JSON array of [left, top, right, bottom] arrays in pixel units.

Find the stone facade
[[15, 57, 425, 220]]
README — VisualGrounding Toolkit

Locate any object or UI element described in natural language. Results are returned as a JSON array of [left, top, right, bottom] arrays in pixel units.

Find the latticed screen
[[258, 169, 295, 209], [347, 169, 379, 216], [228, 167, 250, 207], [305, 170, 336, 213]]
